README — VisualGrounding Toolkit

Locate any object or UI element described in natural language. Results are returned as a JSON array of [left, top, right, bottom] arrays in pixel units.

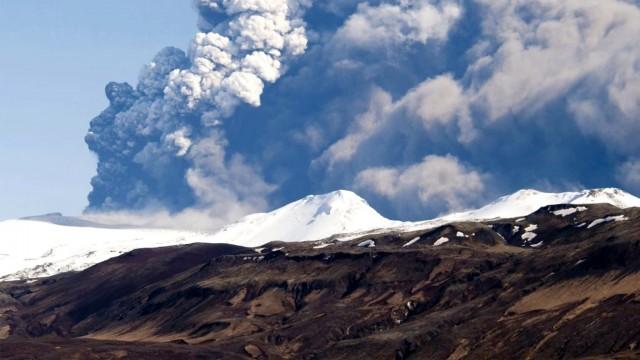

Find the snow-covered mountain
[[1, 188, 639, 281], [0, 190, 396, 280], [210, 190, 401, 247], [439, 188, 640, 222]]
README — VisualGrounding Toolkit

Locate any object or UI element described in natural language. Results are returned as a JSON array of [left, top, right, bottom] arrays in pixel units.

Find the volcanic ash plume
[[165, 0, 310, 119], [85, 0, 310, 223]]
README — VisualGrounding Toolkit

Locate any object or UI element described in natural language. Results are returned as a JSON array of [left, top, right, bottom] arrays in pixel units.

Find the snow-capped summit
[[444, 187, 640, 221], [208, 190, 401, 247]]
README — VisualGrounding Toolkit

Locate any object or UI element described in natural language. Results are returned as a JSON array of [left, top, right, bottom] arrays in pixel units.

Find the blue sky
[[0, 1, 196, 219], [2, 0, 640, 226]]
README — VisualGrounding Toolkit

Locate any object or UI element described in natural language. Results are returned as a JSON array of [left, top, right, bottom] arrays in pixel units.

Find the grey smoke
[[86, 0, 311, 223], [85, 0, 640, 225]]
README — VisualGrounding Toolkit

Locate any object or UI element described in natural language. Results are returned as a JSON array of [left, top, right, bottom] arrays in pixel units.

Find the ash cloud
[[86, 0, 310, 223], [86, 0, 640, 224]]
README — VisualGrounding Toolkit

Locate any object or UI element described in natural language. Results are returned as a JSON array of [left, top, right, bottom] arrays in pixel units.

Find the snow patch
[[402, 237, 421, 247], [587, 215, 629, 229], [522, 232, 537, 242], [312, 243, 332, 249], [357, 239, 375, 248], [433, 237, 450, 246], [242, 256, 265, 262], [553, 206, 588, 217]]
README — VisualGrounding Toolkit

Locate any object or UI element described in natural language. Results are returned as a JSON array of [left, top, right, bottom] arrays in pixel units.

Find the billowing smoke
[[87, 0, 640, 224], [86, 0, 310, 226], [165, 0, 309, 117]]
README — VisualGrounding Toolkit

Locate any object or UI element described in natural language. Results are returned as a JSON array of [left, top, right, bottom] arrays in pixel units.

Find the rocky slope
[[2, 202, 640, 359]]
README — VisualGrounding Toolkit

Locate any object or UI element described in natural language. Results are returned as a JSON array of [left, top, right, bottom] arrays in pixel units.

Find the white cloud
[[355, 154, 485, 211], [335, 0, 463, 48]]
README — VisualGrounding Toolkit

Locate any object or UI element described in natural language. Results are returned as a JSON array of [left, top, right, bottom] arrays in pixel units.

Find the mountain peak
[[210, 190, 398, 247], [302, 189, 365, 202], [503, 189, 544, 199], [299, 190, 369, 215]]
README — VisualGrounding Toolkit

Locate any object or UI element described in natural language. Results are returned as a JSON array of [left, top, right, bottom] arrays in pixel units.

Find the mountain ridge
[[444, 187, 640, 221], [1, 187, 639, 280]]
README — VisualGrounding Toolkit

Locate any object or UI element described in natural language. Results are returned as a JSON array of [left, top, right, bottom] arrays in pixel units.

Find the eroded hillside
[[2, 204, 640, 359]]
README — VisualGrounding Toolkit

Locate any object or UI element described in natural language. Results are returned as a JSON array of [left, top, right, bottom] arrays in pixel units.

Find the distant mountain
[[21, 212, 130, 229], [1, 188, 639, 280]]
